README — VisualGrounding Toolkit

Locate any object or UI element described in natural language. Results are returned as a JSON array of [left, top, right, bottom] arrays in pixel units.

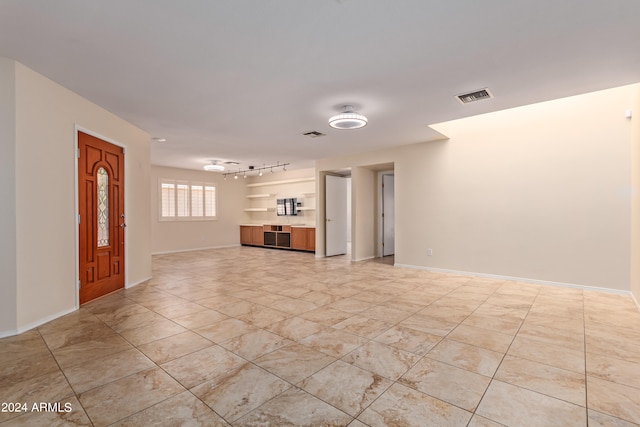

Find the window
[[160, 179, 217, 220]]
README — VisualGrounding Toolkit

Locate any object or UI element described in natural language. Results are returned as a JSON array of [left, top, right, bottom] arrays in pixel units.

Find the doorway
[[77, 131, 125, 304]]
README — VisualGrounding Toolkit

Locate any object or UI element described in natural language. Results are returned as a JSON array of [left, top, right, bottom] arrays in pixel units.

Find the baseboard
[[2, 306, 79, 338], [152, 244, 240, 256], [394, 263, 632, 296], [354, 255, 375, 262], [0, 329, 18, 339], [125, 275, 152, 289], [631, 292, 640, 312]]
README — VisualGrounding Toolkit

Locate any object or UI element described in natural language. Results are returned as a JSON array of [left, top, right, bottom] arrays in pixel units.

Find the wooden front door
[[78, 131, 125, 304]]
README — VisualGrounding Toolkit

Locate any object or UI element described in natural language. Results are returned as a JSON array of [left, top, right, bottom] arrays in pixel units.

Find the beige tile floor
[[2, 246, 640, 426]]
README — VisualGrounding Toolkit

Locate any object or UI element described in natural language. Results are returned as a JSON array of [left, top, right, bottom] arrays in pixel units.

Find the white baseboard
[[152, 244, 240, 256], [354, 255, 375, 262], [631, 292, 640, 311], [0, 306, 79, 338], [394, 263, 632, 296], [0, 329, 17, 339], [125, 275, 152, 289], [2, 275, 153, 337]]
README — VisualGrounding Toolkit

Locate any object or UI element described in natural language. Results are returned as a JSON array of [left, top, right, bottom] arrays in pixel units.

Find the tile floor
[[2, 246, 640, 426]]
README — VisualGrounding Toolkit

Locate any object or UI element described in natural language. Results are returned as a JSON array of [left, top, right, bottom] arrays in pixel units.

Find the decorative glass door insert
[[97, 167, 109, 247]]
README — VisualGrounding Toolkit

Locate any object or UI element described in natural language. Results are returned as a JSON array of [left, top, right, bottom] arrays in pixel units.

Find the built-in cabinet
[[240, 225, 264, 246], [240, 225, 315, 252], [240, 172, 316, 252], [291, 227, 316, 251]]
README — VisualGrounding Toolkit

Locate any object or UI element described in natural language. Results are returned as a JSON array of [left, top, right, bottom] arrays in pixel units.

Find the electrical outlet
[[427, 248, 433, 256]]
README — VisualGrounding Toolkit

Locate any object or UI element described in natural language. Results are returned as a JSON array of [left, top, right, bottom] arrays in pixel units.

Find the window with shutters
[[160, 179, 217, 221]]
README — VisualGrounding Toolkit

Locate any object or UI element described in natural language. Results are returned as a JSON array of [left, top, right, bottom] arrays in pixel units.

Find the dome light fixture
[[329, 105, 368, 130], [204, 161, 225, 172]]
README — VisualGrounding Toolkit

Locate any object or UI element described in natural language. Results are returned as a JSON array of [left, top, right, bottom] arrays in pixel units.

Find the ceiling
[[1, 1, 640, 172]]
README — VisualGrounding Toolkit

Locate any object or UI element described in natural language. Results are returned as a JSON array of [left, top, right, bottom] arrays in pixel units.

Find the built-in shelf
[[246, 177, 314, 188], [297, 207, 315, 211], [243, 207, 275, 212], [246, 193, 274, 199]]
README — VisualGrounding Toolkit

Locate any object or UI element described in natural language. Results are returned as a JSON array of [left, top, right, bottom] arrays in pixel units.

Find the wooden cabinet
[[251, 226, 264, 246], [240, 225, 263, 246], [240, 226, 252, 244], [241, 225, 314, 252], [291, 227, 315, 251], [263, 225, 292, 248]]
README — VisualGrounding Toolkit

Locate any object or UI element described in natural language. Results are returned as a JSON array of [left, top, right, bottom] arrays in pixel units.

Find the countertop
[[239, 224, 315, 228]]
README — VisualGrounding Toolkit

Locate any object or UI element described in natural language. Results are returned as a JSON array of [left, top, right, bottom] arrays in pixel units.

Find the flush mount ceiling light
[[328, 105, 367, 130], [203, 160, 225, 172]]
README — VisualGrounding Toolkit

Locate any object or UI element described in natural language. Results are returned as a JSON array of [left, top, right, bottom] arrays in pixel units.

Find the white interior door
[[383, 174, 395, 256], [325, 175, 348, 256]]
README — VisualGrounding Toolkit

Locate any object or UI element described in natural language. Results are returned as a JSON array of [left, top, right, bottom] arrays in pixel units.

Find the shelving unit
[[246, 177, 314, 188], [241, 173, 316, 251], [243, 207, 275, 212], [296, 192, 316, 211], [243, 175, 316, 224]]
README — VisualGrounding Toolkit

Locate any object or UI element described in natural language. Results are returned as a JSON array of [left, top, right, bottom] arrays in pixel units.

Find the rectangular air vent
[[456, 88, 493, 104], [302, 131, 326, 138], [223, 161, 240, 165]]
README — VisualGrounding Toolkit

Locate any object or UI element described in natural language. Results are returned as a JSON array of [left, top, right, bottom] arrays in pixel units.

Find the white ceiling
[[2, 1, 640, 172]]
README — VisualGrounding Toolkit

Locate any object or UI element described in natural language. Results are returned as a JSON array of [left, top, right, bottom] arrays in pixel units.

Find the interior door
[[325, 175, 348, 256], [382, 174, 395, 256], [78, 131, 125, 304]]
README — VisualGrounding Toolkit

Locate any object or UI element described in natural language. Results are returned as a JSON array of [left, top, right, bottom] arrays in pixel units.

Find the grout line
[[583, 290, 590, 427], [8, 247, 639, 425]]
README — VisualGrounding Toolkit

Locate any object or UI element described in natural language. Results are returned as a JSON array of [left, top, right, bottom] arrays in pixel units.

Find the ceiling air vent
[[223, 161, 240, 165], [456, 88, 493, 104], [302, 131, 326, 138]]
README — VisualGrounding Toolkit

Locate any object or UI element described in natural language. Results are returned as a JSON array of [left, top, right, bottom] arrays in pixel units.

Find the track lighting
[[222, 162, 291, 180]]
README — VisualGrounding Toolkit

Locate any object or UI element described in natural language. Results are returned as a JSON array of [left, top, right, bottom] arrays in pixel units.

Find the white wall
[[631, 89, 640, 303], [319, 84, 639, 292], [352, 167, 376, 261], [151, 165, 248, 253], [8, 60, 152, 333], [0, 59, 17, 335], [346, 177, 352, 243]]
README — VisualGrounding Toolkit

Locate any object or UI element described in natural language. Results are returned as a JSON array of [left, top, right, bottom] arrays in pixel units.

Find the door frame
[[74, 125, 128, 307], [377, 170, 395, 258]]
